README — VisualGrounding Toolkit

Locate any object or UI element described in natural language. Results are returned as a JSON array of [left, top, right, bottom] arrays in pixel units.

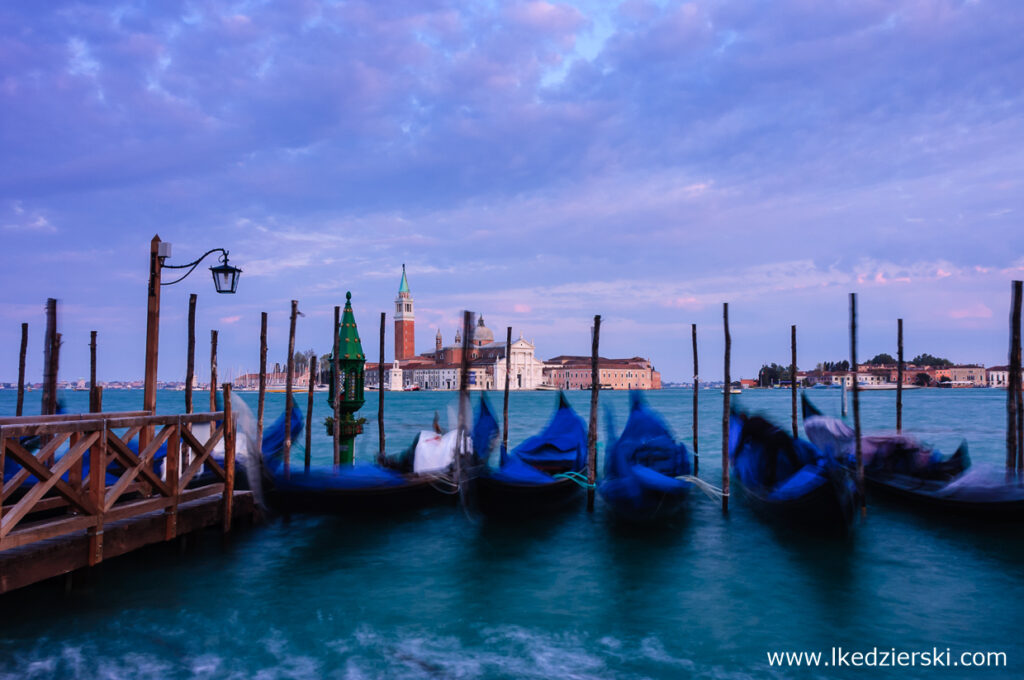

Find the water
[[1, 388, 1022, 679]]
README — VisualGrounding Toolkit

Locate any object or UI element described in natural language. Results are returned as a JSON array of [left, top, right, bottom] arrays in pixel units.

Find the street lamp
[[142, 235, 242, 446]]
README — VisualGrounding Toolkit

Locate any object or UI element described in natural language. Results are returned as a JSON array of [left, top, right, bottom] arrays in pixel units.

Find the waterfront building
[[543, 356, 661, 390]]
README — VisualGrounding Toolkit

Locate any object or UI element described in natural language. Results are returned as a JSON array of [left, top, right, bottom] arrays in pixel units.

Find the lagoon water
[[1, 387, 1022, 679]]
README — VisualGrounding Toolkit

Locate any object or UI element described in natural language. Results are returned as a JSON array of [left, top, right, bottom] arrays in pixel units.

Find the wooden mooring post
[[897, 318, 904, 434], [587, 315, 601, 512], [456, 310, 473, 496], [185, 294, 196, 415], [42, 298, 58, 416], [1008, 281, 1023, 473], [209, 330, 219, 412], [256, 312, 268, 459], [850, 293, 864, 511], [16, 322, 27, 417], [332, 305, 341, 468], [305, 354, 316, 473], [692, 323, 699, 475], [378, 312, 386, 465], [722, 303, 731, 513], [222, 384, 236, 532], [790, 324, 798, 439], [503, 327, 512, 456], [89, 331, 98, 412], [283, 300, 297, 477]]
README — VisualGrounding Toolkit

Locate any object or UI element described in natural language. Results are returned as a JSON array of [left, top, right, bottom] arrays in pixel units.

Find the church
[[364, 266, 547, 390]]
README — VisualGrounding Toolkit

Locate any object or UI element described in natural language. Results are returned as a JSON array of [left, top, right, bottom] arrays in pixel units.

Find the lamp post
[[142, 234, 241, 447]]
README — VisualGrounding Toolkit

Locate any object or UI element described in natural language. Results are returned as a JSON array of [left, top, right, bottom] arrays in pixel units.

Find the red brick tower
[[394, 264, 415, 360]]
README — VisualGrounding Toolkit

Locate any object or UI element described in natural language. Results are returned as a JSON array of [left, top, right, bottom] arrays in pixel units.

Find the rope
[[553, 470, 596, 489], [426, 472, 461, 495], [676, 475, 729, 502]]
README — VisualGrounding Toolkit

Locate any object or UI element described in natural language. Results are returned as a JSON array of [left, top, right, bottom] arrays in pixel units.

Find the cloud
[[1, 1, 1023, 381]]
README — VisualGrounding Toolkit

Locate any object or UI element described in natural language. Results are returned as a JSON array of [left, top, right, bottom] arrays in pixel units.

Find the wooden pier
[[0, 399, 255, 595]]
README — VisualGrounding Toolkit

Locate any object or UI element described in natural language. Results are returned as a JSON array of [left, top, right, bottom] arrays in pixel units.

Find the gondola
[[802, 394, 1024, 518], [729, 408, 857, 533], [261, 408, 457, 515], [598, 392, 692, 522], [472, 393, 588, 518]]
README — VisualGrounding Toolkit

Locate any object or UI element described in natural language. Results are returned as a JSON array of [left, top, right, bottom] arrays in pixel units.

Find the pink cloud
[[513, 303, 532, 313], [949, 303, 992, 320], [220, 315, 242, 324]]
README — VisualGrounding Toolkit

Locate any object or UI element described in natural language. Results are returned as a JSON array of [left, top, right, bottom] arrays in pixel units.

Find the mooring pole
[[378, 312, 386, 465], [1008, 281, 1022, 472], [89, 330, 98, 412], [42, 298, 58, 416], [587, 315, 601, 512], [897, 318, 904, 434], [722, 303, 731, 513], [692, 323, 699, 476], [332, 305, 341, 468], [142, 235, 163, 450], [284, 300, 297, 478], [791, 324, 798, 439], [841, 379, 848, 417], [16, 322, 28, 417], [305, 354, 316, 473], [185, 294, 196, 415], [850, 293, 864, 511], [503, 326, 512, 456], [456, 310, 473, 499], [256, 312, 268, 458], [222, 383, 235, 533], [1014, 282, 1024, 472], [209, 330, 218, 412]]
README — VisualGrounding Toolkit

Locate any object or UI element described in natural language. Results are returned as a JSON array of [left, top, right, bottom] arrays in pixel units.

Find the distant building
[[494, 337, 547, 390], [543, 356, 661, 390]]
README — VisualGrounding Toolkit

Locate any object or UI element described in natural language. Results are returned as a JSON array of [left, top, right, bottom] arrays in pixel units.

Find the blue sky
[[2, 0, 1023, 383]]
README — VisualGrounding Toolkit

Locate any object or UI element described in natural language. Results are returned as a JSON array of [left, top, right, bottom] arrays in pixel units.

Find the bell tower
[[394, 264, 415, 360]]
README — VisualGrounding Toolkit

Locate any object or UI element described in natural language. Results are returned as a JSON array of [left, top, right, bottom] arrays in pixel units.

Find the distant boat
[[721, 386, 742, 395], [857, 383, 921, 391]]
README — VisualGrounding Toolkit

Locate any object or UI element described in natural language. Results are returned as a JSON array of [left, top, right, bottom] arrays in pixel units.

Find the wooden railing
[[0, 385, 236, 566]]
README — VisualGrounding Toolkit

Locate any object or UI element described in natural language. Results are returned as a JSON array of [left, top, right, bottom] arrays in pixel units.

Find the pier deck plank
[[0, 490, 255, 595]]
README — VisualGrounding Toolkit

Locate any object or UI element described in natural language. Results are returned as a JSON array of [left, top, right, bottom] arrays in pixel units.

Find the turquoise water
[[1, 388, 1022, 679]]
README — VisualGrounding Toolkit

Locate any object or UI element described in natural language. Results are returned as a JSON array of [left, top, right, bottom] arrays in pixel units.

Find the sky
[[1, 0, 1023, 384]]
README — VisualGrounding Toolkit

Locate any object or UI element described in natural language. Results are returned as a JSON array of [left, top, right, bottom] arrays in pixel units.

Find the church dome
[[472, 316, 494, 345]]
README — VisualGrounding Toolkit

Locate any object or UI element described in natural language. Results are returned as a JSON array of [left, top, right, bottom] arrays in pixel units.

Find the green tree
[[866, 353, 895, 365], [912, 353, 952, 367], [758, 363, 794, 386], [914, 372, 932, 387]]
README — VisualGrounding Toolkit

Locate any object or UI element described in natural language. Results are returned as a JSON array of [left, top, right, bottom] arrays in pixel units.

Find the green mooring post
[[329, 292, 366, 465]]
